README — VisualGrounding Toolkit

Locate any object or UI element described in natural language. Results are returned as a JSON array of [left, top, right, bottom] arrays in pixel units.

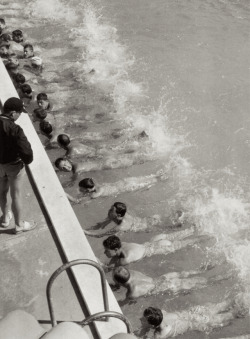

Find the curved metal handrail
[[81, 311, 133, 333], [46, 259, 109, 327]]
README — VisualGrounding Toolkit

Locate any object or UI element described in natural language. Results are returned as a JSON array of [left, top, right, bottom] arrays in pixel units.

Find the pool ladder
[[46, 259, 132, 333]]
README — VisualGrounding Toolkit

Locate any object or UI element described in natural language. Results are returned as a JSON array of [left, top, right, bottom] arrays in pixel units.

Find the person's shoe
[[0, 211, 12, 228], [14, 221, 37, 234]]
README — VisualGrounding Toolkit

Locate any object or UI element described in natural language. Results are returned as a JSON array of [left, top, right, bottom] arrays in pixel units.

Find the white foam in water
[[68, 4, 185, 158], [24, 0, 78, 22], [179, 171, 250, 306], [69, 5, 140, 100]]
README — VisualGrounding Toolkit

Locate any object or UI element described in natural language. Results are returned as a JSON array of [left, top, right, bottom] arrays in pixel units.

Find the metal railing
[[81, 311, 132, 333], [46, 259, 132, 333]]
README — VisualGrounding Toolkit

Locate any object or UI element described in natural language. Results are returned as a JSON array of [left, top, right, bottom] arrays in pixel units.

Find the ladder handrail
[[46, 259, 109, 327], [81, 311, 133, 333]]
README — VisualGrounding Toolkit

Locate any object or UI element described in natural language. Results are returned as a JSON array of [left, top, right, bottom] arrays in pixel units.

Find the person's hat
[[3, 97, 24, 112]]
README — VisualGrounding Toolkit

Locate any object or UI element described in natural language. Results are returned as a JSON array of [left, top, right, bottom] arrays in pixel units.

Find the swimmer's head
[[57, 134, 70, 148], [0, 18, 6, 30], [12, 29, 23, 43], [23, 43, 34, 58], [78, 178, 95, 193], [20, 84, 32, 99], [108, 202, 127, 224], [8, 53, 19, 66], [34, 108, 47, 120], [40, 120, 53, 136], [55, 158, 72, 172], [0, 41, 10, 57], [5, 62, 18, 72], [0, 33, 11, 42], [113, 266, 130, 285], [14, 73, 26, 85], [114, 202, 127, 217], [103, 235, 122, 258], [36, 93, 50, 110], [143, 308, 163, 328]]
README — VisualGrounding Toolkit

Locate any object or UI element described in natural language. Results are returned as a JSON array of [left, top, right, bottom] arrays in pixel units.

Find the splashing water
[[6, 0, 250, 321], [24, 0, 78, 22]]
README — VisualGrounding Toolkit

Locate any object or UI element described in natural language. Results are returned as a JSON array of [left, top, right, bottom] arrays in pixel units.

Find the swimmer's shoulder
[[90, 186, 103, 199]]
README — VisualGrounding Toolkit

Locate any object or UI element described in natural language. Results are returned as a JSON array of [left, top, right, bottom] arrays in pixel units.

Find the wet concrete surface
[[0, 172, 84, 327]]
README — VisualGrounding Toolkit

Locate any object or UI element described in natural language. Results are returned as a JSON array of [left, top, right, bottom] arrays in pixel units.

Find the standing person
[[0, 97, 36, 233]]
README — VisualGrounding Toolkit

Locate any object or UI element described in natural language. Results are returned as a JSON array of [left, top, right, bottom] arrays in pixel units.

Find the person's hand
[[109, 283, 121, 292]]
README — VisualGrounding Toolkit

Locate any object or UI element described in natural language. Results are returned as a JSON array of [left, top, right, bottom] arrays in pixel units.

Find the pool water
[[2, 0, 250, 337]]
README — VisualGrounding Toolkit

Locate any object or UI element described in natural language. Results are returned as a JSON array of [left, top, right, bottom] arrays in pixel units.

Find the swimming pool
[[2, 0, 250, 337]]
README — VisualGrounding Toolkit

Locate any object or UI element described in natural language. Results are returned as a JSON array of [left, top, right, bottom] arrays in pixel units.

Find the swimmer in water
[[57, 131, 154, 159], [77, 168, 169, 201], [12, 72, 26, 89], [9, 30, 24, 55], [12, 29, 24, 44], [112, 266, 230, 300], [36, 93, 52, 111], [84, 202, 162, 238], [54, 153, 147, 187], [21, 43, 43, 73], [18, 83, 33, 105], [106, 203, 184, 233], [40, 120, 53, 137], [23, 43, 34, 59], [103, 228, 196, 266], [57, 134, 96, 158], [99, 130, 151, 156], [141, 297, 247, 339], [33, 108, 47, 122], [0, 41, 10, 58]]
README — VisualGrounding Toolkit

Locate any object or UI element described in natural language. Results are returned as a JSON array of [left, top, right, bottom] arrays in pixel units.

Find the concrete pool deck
[[0, 59, 127, 338]]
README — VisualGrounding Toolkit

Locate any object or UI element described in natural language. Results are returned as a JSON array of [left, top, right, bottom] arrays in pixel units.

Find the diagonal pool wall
[[0, 59, 126, 339]]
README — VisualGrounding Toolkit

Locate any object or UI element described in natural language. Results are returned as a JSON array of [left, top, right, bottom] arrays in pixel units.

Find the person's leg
[[0, 176, 10, 222], [9, 173, 23, 227], [8, 163, 37, 233]]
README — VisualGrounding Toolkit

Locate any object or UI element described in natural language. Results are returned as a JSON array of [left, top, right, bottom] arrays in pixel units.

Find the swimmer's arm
[[178, 270, 201, 278], [63, 171, 79, 188], [109, 282, 121, 292], [134, 325, 151, 338], [77, 196, 91, 205], [90, 189, 103, 199], [65, 192, 81, 204], [87, 218, 111, 231], [95, 258, 112, 273], [84, 227, 118, 238]]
